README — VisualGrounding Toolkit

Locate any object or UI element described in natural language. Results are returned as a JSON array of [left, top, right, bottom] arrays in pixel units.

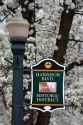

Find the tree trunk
[[35, 111, 51, 125], [53, 6, 75, 64]]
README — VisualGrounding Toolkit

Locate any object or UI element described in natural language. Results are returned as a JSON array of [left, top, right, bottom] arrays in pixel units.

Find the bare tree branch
[[66, 60, 83, 74], [75, 12, 83, 15]]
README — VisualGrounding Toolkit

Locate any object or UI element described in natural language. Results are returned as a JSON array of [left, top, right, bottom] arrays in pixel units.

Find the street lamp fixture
[[7, 16, 29, 125], [7, 19, 29, 39]]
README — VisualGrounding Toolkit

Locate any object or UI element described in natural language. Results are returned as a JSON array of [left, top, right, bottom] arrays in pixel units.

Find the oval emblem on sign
[[44, 61, 52, 69]]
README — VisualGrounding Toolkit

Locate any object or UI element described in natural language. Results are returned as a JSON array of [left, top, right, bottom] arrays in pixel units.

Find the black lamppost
[[7, 17, 29, 125]]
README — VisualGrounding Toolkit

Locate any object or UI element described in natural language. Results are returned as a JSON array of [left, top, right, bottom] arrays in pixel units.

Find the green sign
[[30, 59, 65, 112]]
